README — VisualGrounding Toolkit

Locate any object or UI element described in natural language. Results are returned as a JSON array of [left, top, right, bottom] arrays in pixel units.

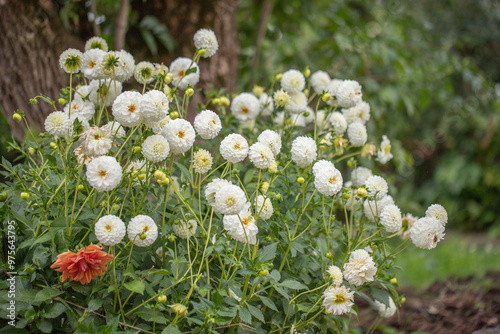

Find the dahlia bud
[[259, 269, 269, 277], [197, 48, 206, 57], [133, 146, 142, 154], [252, 85, 264, 97], [356, 188, 368, 198], [168, 234, 176, 242], [20, 192, 30, 201], [113, 204, 120, 211], [400, 296, 406, 304], [154, 170, 166, 180], [13, 114, 22, 122], [341, 193, 351, 200], [169, 111, 179, 120], [165, 73, 174, 84], [185, 88, 194, 97], [275, 73, 283, 81], [390, 278, 397, 285], [260, 182, 270, 194], [303, 68, 311, 78], [58, 98, 67, 105], [326, 252, 333, 259], [212, 98, 221, 105], [77, 184, 84, 192], [28, 147, 35, 155], [139, 232, 148, 240], [50, 142, 58, 150], [0, 191, 8, 202], [297, 177, 305, 185], [220, 97, 230, 106], [303, 89, 309, 96], [169, 303, 188, 317], [322, 93, 331, 102], [158, 294, 167, 303], [268, 162, 278, 174]]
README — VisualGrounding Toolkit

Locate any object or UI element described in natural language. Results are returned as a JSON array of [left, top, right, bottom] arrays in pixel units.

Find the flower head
[[376, 135, 393, 164], [85, 36, 109, 51], [205, 178, 232, 206], [311, 70, 331, 94], [214, 184, 247, 215], [322, 285, 355, 315], [259, 93, 274, 116], [255, 195, 273, 220], [248, 142, 275, 169], [89, 79, 122, 107], [314, 167, 343, 196], [45, 111, 72, 139], [82, 49, 106, 80], [425, 204, 448, 226], [172, 219, 198, 239], [285, 92, 308, 114], [142, 135, 170, 162], [273, 89, 290, 107], [291, 136, 317, 167], [64, 99, 95, 122], [134, 61, 155, 84], [313, 160, 335, 177], [193, 29, 219, 57], [347, 122, 367, 147], [220, 133, 249, 163], [194, 109, 222, 139], [94, 215, 126, 246], [410, 217, 445, 249], [343, 249, 377, 286], [59, 48, 83, 73], [281, 69, 305, 93], [351, 167, 373, 187], [142, 90, 169, 123], [193, 149, 213, 174], [327, 265, 343, 287], [330, 112, 348, 135], [170, 57, 200, 90], [258, 130, 282, 156], [231, 93, 260, 121], [336, 80, 362, 108], [365, 175, 388, 200], [223, 203, 258, 244], [374, 297, 397, 318], [162, 119, 195, 154], [80, 126, 112, 157], [363, 195, 395, 221], [379, 204, 403, 233], [112, 91, 144, 128], [50, 245, 113, 285], [127, 215, 158, 247], [86, 156, 122, 191], [342, 101, 370, 125]]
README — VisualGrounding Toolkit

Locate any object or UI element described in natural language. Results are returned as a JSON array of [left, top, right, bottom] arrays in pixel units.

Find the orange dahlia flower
[[50, 245, 113, 285]]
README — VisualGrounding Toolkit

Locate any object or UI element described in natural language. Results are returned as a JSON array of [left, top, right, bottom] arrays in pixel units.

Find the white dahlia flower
[[329, 112, 348, 135], [75, 85, 92, 100], [364, 195, 395, 222], [343, 249, 377, 286], [194, 109, 221, 139], [257, 129, 281, 156], [425, 204, 448, 226], [45, 111, 72, 139], [214, 184, 247, 215], [193, 149, 213, 174], [220, 133, 249, 163], [311, 70, 331, 94], [59, 48, 83, 73], [259, 93, 274, 116], [291, 136, 317, 167], [285, 92, 308, 114], [127, 215, 158, 247], [325, 79, 343, 106], [281, 69, 305, 93], [64, 99, 95, 122], [255, 195, 273, 220], [248, 142, 274, 169], [86, 156, 122, 191], [81, 48, 106, 80], [322, 285, 354, 315], [170, 57, 200, 90], [145, 116, 170, 134], [115, 50, 136, 82], [313, 160, 335, 176], [85, 36, 108, 51], [365, 175, 388, 200], [379, 204, 403, 233], [112, 91, 144, 128], [314, 167, 343, 196], [89, 79, 122, 107], [410, 217, 445, 249], [336, 80, 363, 108], [327, 265, 343, 287], [273, 89, 290, 107], [162, 119, 195, 154], [351, 167, 373, 187], [134, 61, 155, 84], [81, 126, 112, 157], [142, 90, 169, 123], [347, 122, 367, 147], [375, 298, 397, 318], [342, 101, 370, 125], [205, 178, 232, 207], [231, 93, 260, 121], [223, 203, 258, 244], [400, 213, 418, 240], [94, 215, 126, 246], [376, 135, 393, 164], [193, 28, 219, 57], [142, 135, 170, 162], [172, 219, 197, 239]]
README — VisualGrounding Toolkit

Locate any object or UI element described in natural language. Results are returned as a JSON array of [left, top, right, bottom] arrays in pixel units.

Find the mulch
[[353, 272, 500, 334]]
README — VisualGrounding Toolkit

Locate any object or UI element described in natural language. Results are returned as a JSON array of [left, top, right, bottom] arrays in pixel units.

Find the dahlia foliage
[[1, 31, 448, 333]]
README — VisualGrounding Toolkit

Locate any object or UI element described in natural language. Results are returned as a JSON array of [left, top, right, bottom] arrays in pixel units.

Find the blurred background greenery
[[1, 0, 499, 269]]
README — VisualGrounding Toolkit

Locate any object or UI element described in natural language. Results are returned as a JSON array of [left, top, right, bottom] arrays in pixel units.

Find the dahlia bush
[[0, 31, 448, 333]]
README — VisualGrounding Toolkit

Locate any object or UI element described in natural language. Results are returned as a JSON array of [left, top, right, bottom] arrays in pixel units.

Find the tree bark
[[0, 0, 82, 140]]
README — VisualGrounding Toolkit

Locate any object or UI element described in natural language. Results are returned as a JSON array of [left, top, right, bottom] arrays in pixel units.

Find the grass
[[393, 232, 500, 288]]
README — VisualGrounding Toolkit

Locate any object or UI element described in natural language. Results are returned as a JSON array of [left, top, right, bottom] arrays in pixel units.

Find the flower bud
[[61, 88, 69, 95], [268, 162, 278, 174], [112, 204, 120, 211], [220, 96, 230, 106], [212, 98, 221, 105], [165, 73, 174, 84], [390, 278, 397, 285], [185, 88, 194, 97], [265, 236, 272, 242], [297, 177, 305, 185], [341, 193, 351, 200], [197, 48, 206, 57], [303, 89, 309, 96], [322, 93, 331, 102], [29, 98, 38, 105], [20, 192, 30, 200], [133, 146, 142, 154], [158, 294, 167, 303], [356, 188, 368, 198], [168, 234, 176, 242], [274, 193, 281, 200], [139, 232, 148, 240], [400, 296, 406, 304], [50, 142, 58, 150], [326, 252, 333, 259], [77, 184, 84, 192], [259, 269, 269, 277], [303, 68, 311, 78], [252, 85, 264, 97], [58, 98, 67, 105], [170, 111, 179, 120], [138, 173, 146, 181], [154, 170, 166, 180], [13, 114, 22, 122], [28, 147, 35, 155], [170, 304, 188, 317], [100, 200, 108, 207], [0, 191, 8, 202], [347, 159, 355, 168], [275, 73, 283, 81], [260, 182, 270, 194]]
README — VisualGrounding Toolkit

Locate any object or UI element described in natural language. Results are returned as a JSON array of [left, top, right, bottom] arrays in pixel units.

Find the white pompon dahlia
[[329, 112, 348, 135], [425, 204, 448, 226], [342, 101, 371, 125], [257, 130, 282, 156], [379, 204, 403, 233], [273, 89, 290, 107], [291, 136, 317, 167], [194, 109, 222, 139], [351, 167, 373, 187], [112, 91, 144, 128], [259, 93, 274, 116], [363, 195, 395, 222], [205, 178, 232, 206], [313, 160, 335, 176], [85, 36, 108, 51], [142, 135, 170, 162], [281, 69, 305, 93], [336, 80, 363, 108], [314, 167, 343, 196], [45, 111, 72, 138], [81, 126, 112, 157], [142, 90, 169, 123], [347, 122, 367, 147], [375, 298, 397, 318], [94, 215, 126, 246], [193, 149, 213, 174], [343, 249, 377, 286], [134, 61, 155, 85], [220, 134, 249, 163], [193, 28, 219, 58], [410, 217, 445, 249], [376, 135, 393, 164], [365, 175, 388, 200], [81, 49, 106, 80], [311, 70, 331, 94], [231, 93, 260, 121], [162, 119, 195, 154], [248, 142, 274, 169], [172, 219, 198, 239], [127, 215, 158, 247], [86, 156, 122, 191], [75, 85, 92, 100], [214, 184, 247, 215], [327, 265, 343, 287], [89, 79, 122, 107], [170, 57, 200, 90], [223, 203, 258, 244], [59, 48, 83, 73], [145, 116, 170, 134], [322, 285, 354, 315], [255, 195, 273, 220], [115, 50, 136, 82], [285, 92, 308, 114]]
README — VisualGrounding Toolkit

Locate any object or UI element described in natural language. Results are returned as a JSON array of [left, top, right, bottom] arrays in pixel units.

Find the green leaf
[[150, 315, 169, 324], [246, 303, 264, 322], [258, 295, 278, 311], [42, 303, 66, 318], [152, 269, 170, 276], [268, 269, 281, 282], [34, 287, 62, 303], [258, 242, 277, 262], [370, 287, 391, 308], [124, 280, 145, 295], [278, 280, 307, 290], [161, 325, 182, 334], [36, 319, 52, 333], [87, 299, 102, 313], [238, 307, 252, 324]]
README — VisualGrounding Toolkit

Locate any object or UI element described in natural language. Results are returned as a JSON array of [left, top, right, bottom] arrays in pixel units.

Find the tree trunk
[[0, 0, 82, 141]]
